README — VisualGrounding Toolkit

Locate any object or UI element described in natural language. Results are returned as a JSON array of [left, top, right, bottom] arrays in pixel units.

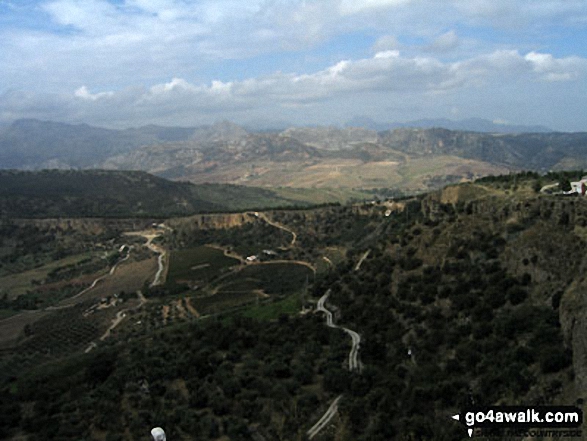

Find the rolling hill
[[0, 169, 352, 218]]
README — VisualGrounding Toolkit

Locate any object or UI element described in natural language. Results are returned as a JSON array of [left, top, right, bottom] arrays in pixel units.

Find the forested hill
[[0, 173, 586, 440], [0, 169, 311, 218]]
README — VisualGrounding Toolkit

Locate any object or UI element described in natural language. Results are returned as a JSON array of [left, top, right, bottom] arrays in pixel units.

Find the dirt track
[[252, 212, 297, 247]]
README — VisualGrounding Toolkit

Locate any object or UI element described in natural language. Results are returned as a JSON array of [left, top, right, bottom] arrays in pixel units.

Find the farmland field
[[21, 308, 100, 356], [215, 262, 313, 296], [0, 251, 100, 300], [190, 291, 259, 314], [217, 279, 262, 292], [167, 246, 240, 285], [242, 293, 302, 320], [60, 257, 158, 306]]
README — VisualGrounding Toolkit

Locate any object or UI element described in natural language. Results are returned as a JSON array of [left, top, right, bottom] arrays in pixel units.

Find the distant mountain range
[[344, 116, 552, 133], [0, 119, 197, 169], [1, 119, 586, 192]]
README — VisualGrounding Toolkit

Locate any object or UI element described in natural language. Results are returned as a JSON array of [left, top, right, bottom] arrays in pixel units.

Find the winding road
[[142, 234, 167, 287], [83, 230, 168, 353], [123, 230, 167, 287], [252, 212, 297, 248], [50, 248, 132, 306], [316, 289, 361, 372], [63, 248, 132, 304], [84, 288, 148, 353], [308, 289, 362, 439]]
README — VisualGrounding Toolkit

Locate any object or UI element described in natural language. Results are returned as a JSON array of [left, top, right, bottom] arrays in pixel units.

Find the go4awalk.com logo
[[451, 406, 583, 438]]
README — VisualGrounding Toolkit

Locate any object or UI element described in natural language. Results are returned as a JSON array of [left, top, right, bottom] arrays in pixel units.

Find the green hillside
[[0, 169, 343, 218]]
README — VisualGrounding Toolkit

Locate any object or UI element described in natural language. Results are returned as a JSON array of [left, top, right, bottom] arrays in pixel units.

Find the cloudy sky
[[1, 0, 587, 130]]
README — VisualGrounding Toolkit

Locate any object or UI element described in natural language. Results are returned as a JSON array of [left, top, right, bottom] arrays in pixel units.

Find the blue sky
[[1, 0, 587, 130]]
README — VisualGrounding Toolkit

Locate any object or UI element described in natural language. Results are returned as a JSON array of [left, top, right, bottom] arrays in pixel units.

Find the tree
[[559, 178, 572, 192]]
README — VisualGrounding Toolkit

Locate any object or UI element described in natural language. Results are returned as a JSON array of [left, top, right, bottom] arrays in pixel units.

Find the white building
[[570, 177, 587, 195]]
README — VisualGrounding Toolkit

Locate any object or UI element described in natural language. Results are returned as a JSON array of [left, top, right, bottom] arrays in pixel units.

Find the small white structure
[[570, 177, 587, 195], [246, 255, 258, 262], [151, 427, 166, 441]]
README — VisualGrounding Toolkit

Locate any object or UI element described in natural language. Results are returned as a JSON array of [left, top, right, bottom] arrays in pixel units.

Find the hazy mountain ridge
[[378, 128, 587, 170], [0, 119, 240, 170], [0, 119, 194, 169], [2, 119, 587, 191], [345, 116, 552, 133], [282, 126, 378, 150]]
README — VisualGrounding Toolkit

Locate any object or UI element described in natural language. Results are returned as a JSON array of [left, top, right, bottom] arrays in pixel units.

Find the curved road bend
[[56, 247, 132, 304], [251, 212, 297, 247], [322, 256, 334, 268], [144, 235, 166, 287], [308, 290, 362, 439], [84, 289, 148, 353], [124, 231, 167, 287], [316, 289, 362, 372], [1, 247, 133, 347]]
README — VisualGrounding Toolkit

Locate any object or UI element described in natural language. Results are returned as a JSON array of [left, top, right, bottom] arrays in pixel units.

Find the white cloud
[[425, 30, 459, 53], [4, 48, 584, 128], [3, 0, 585, 95], [74, 86, 114, 100], [524, 51, 586, 81], [150, 78, 196, 94], [1, 1, 587, 129], [372, 35, 399, 52], [43, 0, 122, 33], [339, 0, 412, 15], [374, 50, 400, 59]]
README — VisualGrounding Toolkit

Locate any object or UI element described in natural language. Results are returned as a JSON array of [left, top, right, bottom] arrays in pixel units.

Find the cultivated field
[[0, 251, 99, 300], [60, 257, 158, 306], [166, 246, 240, 286], [214, 262, 313, 296], [179, 156, 509, 191], [190, 291, 260, 314]]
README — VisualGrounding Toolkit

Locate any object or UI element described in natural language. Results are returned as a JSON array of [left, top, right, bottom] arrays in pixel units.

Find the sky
[[1, 0, 587, 130]]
